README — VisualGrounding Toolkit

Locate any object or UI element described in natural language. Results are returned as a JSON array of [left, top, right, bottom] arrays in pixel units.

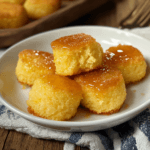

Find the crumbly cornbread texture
[[104, 44, 147, 84], [24, 0, 61, 19], [51, 33, 104, 76], [16, 49, 55, 86], [0, 0, 25, 4], [74, 67, 126, 114], [0, 2, 28, 29], [27, 74, 82, 121]]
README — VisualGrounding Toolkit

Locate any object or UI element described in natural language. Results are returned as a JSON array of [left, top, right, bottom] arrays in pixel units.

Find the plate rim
[[0, 25, 150, 129], [0, 94, 150, 128]]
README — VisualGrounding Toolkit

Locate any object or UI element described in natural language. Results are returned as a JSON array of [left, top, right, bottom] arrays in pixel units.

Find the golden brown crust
[[28, 106, 47, 119], [19, 49, 56, 71], [17, 78, 32, 87], [74, 66, 126, 115], [27, 106, 77, 121], [52, 34, 104, 76], [74, 66, 123, 93], [79, 104, 122, 115], [125, 74, 147, 85], [103, 44, 147, 84], [104, 44, 145, 66], [27, 73, 82, 121], [16, 49, 56, 86], [51, 33, 96, 50], [39, 74, 82, 95], [89, 107, 121, 115]]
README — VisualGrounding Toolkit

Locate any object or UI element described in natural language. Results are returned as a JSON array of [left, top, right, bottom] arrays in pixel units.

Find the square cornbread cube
[[0, 2, 28, 29], [0, 0, 25, 4], [24, 0, 62, 20], [103, 44, 147, 84], [74, 66, 126, 114], [16, 49, 56, 86], [27, 74, 82, 121], [51, 33, 104, 76]]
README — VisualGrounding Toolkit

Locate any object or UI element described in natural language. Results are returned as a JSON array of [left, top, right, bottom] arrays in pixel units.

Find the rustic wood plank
[[2, 130, 65, 150], [23, 135, 44, 150], [1, 129, 86, 150], [3, 130, 27, 150], [3, 130, 44, 150], [75, 146, 81, 150], [0, 128, 9, 150], [44, 139, 64, 150], [75, 146, 82, 150]]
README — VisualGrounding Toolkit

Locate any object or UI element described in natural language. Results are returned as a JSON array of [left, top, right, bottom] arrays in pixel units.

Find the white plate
[[0, 26, 150, 132]]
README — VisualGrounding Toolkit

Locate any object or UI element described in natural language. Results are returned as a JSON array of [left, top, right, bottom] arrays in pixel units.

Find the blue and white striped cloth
[[0, 27, 150, 150]]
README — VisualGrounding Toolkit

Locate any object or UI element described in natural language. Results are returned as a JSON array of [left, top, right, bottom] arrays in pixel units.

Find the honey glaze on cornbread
[[103, 44, 147, 84], [76, 107, 91, 119], [40, 74, 82, 95], [74, 66, 126, 114], [19, 49, 55, 70], [51, 33, 96, 50], [104, 44, 145, 66], [75, 66, 123, 92], [27, 74, 82, 121]]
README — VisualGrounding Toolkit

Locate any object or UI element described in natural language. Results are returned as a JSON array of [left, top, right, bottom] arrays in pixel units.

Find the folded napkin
[[0, 27, 150, 150]]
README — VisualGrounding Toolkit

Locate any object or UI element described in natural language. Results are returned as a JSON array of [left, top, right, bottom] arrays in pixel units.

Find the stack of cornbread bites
[[0, 0, 62, 29], [16, 33, 147, 121]]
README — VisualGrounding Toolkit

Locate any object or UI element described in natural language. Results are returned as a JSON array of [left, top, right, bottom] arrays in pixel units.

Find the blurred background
[[0, 0, 149, 48], [66, 0, 150, 28]]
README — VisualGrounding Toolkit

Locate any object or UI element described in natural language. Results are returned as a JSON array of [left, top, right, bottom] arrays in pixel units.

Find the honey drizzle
[[75, 67, 123, 92], [124, 104, 129, 109], [39, 74, 82, 95], [51, 33, 96, 50], [77, 107, 91, 118], [104, 44, 144, 66], [19, 49, 55, 71]]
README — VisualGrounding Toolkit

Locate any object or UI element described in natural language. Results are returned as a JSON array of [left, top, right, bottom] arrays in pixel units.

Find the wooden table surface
[[0, 0, 148, 150]]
